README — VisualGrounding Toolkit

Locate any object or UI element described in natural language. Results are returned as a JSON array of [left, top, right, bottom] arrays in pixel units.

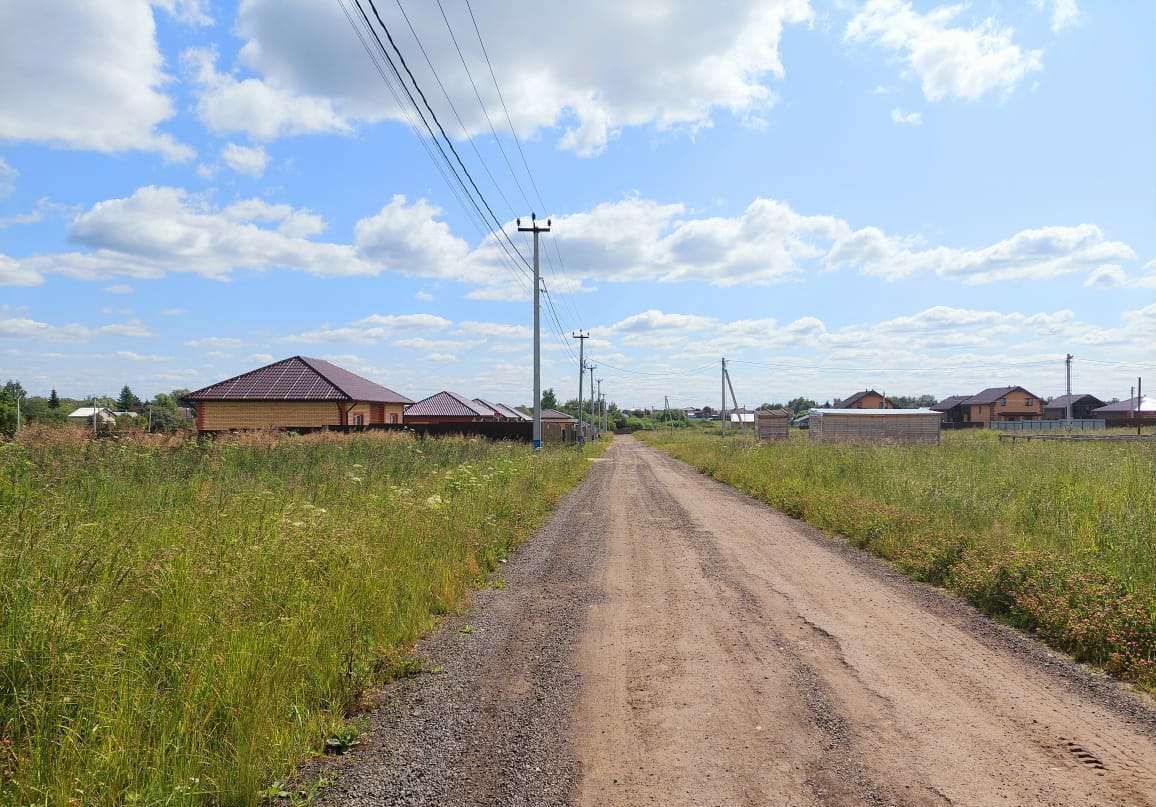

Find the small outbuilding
[[755, 408, 790, 440], [808, 408, 941, 445], [540, 408, 577, 443]]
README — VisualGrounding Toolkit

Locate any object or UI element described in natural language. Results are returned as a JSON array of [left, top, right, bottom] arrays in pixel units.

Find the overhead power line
[[357, 0, 533, 282]]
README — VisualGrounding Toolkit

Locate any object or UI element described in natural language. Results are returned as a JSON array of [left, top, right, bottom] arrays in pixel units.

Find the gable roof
[[931, 395, 971, 411], [1091, 396, 1156, 414], [836, 389, 892, 407], [964, 385, 1040, 405], [540, 408, 576, 421], [490, 401, 531, 420], [474, 398, 530, 421], [756, 408, 791, 417], [1044, 394, 1105, 409], [405, 390, 495, 418], [185, 356, 411, 404], [67, 406, 115, 418]]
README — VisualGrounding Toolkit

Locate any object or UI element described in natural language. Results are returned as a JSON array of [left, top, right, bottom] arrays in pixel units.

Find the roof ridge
[[297, 356, 353, 400]]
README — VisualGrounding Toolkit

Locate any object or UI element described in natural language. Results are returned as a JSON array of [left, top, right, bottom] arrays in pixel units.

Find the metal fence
[[991, 419, 1105, 432]]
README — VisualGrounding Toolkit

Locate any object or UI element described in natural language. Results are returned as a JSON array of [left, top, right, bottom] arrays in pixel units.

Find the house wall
[[344, 401, 405, 426], [755, 414, 789, 440], [542, 420, 575, 442], [968, 389, 1042, 424], [809, 413, 941, 444], [197, 400, 341, 430], [195, 400, 406, 430]]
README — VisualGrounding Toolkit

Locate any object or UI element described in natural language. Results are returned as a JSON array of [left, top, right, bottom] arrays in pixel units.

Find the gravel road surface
[[318, 436, 1156, 806]]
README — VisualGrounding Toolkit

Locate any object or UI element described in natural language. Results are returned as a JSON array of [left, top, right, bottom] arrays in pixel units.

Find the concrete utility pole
[[721, 357, 728, 431], [1065, 353, 1073, 422], [518, 214, 551, 450], [588, 364, 597, 437], [596, 377, 603, 437], [572, 331, 589, 443], [602, 392, 608, 433]]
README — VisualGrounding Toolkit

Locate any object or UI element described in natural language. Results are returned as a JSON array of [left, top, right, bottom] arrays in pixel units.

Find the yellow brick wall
[[198, 401, 342, 430]]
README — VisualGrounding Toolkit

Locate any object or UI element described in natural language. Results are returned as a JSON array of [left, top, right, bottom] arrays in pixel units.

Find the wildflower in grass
[[425, 494, 444, 510]]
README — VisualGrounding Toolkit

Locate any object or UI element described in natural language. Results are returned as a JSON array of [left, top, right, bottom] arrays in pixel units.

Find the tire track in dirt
[[318, 437, 1156, 806]]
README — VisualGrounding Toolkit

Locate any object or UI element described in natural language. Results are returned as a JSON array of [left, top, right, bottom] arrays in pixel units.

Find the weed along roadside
[[0, 429, 607, 805], [637, 429, 1156, 693]]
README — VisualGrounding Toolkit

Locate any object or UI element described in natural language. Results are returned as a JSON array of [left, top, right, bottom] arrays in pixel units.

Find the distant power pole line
[[588, 363, 597, 436], [518, 213, 550, 450], [572, 331, 588, 443], [597, 377, 603, 435], [1065, 353, 1073, 422]]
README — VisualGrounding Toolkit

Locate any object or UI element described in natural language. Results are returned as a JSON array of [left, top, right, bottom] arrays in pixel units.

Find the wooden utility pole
[[517, 214, 550, 450]]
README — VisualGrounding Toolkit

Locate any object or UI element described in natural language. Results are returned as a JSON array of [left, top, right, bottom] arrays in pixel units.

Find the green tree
[[0, 380, 23, 436], [786, 397, 818, 416], [540, 388, 558, 409], [48, 388, 60, 409], [117, 385, 141, 412], [890, 394, 938, 409]]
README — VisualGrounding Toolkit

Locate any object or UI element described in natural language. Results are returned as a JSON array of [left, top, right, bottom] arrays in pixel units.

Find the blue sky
[[1, 0, 1153, 408]]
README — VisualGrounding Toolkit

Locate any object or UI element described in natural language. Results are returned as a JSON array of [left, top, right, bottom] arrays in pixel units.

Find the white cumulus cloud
[[0, 1, 193, 159], [189, 0, 812, 156], [846, 0, 1043, 102], [220, 143, 270, 177]]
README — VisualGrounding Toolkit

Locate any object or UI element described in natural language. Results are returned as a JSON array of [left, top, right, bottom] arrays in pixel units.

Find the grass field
[[0, 428, 603, 805], [639, 428, 1155, 691]]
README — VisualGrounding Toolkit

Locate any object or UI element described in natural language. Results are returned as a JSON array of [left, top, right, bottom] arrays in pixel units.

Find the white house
[[67, 407, 117, 425]]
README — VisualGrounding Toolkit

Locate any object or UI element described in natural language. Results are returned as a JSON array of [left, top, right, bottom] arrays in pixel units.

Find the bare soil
[[318, 436, 1156, 806]]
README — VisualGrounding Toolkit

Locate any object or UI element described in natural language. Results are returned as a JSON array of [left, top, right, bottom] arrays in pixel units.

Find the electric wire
[[360, 0, 533, 279]]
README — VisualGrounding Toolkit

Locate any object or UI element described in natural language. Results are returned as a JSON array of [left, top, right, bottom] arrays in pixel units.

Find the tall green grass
[[640, 429, 1155, 690], [0, 429, 603, 804]]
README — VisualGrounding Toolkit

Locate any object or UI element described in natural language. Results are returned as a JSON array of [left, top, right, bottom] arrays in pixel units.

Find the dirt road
[[319, 436, 1156, 806]]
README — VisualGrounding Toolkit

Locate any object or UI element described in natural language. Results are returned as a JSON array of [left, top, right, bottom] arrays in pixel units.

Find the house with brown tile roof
[[834, 389, 895, 409], [184, 356, 411, 431], [962, 386, 1043, 424], [404, 391, 500, 423]]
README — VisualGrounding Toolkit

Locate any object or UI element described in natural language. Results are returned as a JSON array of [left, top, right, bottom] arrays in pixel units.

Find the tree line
[[0, 380, 193, 437]]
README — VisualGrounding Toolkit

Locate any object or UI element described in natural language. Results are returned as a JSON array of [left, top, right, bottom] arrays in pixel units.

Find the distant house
[[473, 399, 531, 422], [962, 386, 1043, 424], [404, 391, 498, 423], [540, 408, 577, 442], [1043, 394, 1106, 420], [485, 401, 531, 421], [931, 395, 971, 424], [67, 406, 116, 425], [184, 356, 412, 431], [1090, 396, 1156, 426], [834, 390, 895, 409]]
